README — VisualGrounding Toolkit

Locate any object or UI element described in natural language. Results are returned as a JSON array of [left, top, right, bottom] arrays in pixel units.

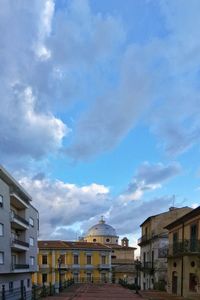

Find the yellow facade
[[33, 241, 112, 286], [166, 206, 200, 299]]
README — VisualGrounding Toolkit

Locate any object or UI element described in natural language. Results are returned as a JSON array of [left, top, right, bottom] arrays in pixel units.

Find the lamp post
[[58, 256, 62, 292], [135, 259, 141, 294]]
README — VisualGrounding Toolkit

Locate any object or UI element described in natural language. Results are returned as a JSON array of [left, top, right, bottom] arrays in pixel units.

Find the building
[[138, 207, 192, 291], [165, 206, 200, 299], [0, 165, 39, 299], [33, 241, 112, 286], [84, 217, 137, 283]]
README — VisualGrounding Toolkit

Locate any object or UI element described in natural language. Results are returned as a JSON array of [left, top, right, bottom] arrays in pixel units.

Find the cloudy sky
[[1, 0, 200, 248]]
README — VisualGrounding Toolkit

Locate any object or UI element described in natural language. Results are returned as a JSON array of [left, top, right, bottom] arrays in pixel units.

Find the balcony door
[[11, 254, 17, 268], [190, 224, 197, 252], [172, 271, 177, 294], [173, 232, 178, 255]]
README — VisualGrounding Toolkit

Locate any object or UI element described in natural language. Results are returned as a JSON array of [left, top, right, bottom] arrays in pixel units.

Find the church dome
[[86, 217, 117, 237]]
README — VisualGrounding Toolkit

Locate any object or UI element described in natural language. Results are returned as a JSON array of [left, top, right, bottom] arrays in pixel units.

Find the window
[[106, 238, 110, 243], [27, 279, 30, 288], [9, 282, 13, 292], [73, 273, 79, 283], [93, 238, 96, 242], [190, 224, 198, 251], [30, 256, 35, 266], [60, 254, 65, 264], [86, 273, 92, 282], [189, 273, 198, 292], [101, 255, 106, 264], [42, 273, 47, 284], [0, 223, 3, 236], [29, 217, 34, 227], [29, 237, 34, 246], [0, 252, 4, 264], [0, 195, 3, 207], [73, 254, 79, 264], [42, 255, 48, 264], [86, 255, 91, 265]]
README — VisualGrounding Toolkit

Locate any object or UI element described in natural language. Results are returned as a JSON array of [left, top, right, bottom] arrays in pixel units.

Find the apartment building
[[33, 240, 112, 286], [0, 165, 38, 299], [165, 206, 200, 299], [138, 207, 192, 291]]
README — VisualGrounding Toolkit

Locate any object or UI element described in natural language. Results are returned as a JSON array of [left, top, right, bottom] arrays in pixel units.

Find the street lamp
[[135, 259, 141, 294], [58, 256, 62, 292]]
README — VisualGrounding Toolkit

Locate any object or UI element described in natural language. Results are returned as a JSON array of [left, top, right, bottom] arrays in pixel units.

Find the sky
[[1, 0, 200, 249]]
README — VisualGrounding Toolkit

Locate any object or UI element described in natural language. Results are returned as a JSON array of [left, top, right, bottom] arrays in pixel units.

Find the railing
[[142, 261, 154, 269], [168, 239, 200, 256], [138, 234, 158, 245], [98, 264, 111, 269], [12, 264, 29, 270], [12, 238, 29, 248], [138, 233, 167, 245], [0, 286, 26, 300], [158, 246, 168, 258], [10, 211, 29, 226]]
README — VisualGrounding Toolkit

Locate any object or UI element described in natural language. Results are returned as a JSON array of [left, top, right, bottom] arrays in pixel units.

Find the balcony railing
[[10, 211, 29, 227], [142, 261, 154, 269], [12, 264, 29, 270], [98, 264, 111, 270], [168, 239, 200, 256], [12, 238, 29, 248], [138, 234, 158, 245], [141, 261, 154, 274]]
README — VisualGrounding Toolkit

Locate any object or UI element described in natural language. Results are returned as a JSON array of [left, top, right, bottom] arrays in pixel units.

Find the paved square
[[45, 283, 142, 299]]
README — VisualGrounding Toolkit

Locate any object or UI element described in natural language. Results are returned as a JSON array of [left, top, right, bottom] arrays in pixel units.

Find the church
[[84, 217, 137, 283]]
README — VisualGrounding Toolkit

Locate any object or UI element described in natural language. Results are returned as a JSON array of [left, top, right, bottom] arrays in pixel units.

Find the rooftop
[[38, 240, 111, 250]]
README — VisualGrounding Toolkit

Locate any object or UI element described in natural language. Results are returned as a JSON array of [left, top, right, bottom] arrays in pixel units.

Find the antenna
[[172, 194, 175, 207]]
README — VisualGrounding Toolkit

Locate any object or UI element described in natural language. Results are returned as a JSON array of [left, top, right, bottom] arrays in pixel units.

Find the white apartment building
[[0, 165, 39, 299]]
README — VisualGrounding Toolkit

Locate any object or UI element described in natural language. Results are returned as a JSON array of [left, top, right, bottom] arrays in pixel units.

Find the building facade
[[33, 241, 112, 286], [84, 218, 137, 283], [138, 207, 192, 291], [0, 165, 39, 299], [165, 206, 200, 299]]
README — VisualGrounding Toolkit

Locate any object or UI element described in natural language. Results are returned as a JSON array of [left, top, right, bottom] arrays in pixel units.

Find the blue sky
[[0, 0, 200, 247]]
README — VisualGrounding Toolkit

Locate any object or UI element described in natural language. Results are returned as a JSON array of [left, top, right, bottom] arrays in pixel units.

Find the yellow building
[[138, 206, 192, 290], [84, 218, 137, 283], [33, 240, 112, 286], [165, 206, 200, 299]]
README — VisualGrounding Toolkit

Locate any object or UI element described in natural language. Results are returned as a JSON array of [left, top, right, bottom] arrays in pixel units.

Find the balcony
[[10, 193, 29, 209], [12, 264, 29, 272], [57, 264, 68, 270], [98, 264, 111, 270], [10, 211, 29, 230], [141, 261, 154, 274], [84, 264, 94, 270], [168, 240, 200, 257], [11, 238, 29, 251], [71, 264, 80, 270], [137, 234, 158, 246]]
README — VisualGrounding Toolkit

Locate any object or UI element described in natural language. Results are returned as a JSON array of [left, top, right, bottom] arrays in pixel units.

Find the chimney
[[121, 237, 129, 247]]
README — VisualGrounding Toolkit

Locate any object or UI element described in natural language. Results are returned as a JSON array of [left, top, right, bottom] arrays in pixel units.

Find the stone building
[[0, 165, 38, 299], [138, 206, 192, 291], [165, 206, 200, 299]]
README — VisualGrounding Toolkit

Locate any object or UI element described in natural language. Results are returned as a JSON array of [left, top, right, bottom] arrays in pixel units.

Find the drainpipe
[[181, 222, 184, 297]]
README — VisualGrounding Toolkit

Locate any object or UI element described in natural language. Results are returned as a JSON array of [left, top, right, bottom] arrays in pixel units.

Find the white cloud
[[19, 176, 110, 239], [0, 0, 125, 164], [19, 161, 180, 238], [119, 162, 181, 202]]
